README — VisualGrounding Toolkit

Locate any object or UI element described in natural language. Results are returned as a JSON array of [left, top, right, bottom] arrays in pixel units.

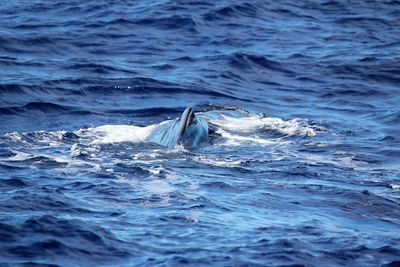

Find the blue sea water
[[1, 0, 400, 266]]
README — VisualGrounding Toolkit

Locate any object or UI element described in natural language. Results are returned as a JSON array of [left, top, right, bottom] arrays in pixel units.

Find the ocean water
[[1, 0, 400, 266]]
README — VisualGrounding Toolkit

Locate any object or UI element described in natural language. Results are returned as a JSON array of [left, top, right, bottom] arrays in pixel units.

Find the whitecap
[[210, 114, 316, 137]]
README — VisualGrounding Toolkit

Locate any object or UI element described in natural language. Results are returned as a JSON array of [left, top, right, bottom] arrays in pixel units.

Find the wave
[[0, 107, 22, 115], [0, 215, 131, 263], [0, 83, 43, 94], [104, 107, 184, 117], [93, 15, 198, 32], [24, 102, 71, 112], [0, 101, 96, 117], [62, 63, 137, 75], [0, 178, 28, 187], [228, 52, 295, 75], [0, 35, 70, 56], [77, 77, 244, 101], [0, 57, 45, 67], [335, 17, 391, 27], [325, 62, 400, 86], [204, 3, 260, 20]]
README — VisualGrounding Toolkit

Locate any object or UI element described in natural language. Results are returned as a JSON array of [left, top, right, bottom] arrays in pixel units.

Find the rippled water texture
[[1, 1, 400, 266]]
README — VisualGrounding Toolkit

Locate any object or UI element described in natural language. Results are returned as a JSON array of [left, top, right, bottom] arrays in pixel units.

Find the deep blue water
[[1, 0, 400, 266]]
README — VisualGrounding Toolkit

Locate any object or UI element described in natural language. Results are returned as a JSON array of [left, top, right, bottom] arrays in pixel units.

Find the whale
[[148, 107, 209, 148]]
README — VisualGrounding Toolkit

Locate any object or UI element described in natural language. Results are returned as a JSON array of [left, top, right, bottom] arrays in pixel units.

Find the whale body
[[148, 107, 208, 148]]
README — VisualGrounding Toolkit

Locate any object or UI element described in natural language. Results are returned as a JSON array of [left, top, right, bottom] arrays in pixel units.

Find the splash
[[76, 124, 159, 145], [210, 114, 316, 137]]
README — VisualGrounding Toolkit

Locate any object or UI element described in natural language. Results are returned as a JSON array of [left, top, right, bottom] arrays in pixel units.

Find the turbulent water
[[1, 0, 400, 266]]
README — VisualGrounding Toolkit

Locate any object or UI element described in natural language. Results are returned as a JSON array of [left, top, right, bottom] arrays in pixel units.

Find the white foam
[[4, 150, 72, 168], [70, 143, 81, 157], [115, 174, 138, 187], [340, 156, 368, 165], [78, 124, 158, 145], [390, 184, 400, 190], [194, 154, 242, 167], [5, 151, 31, 161], [32, 130, 66, 146], [139, 167, 200, 205], [70, 143, 100, 158], [4, 132, 28, 144], [148, 166, 163, 175], [216, 128, 278, 146], [143, 179, 175, 195], [211, 114, 316, 137]]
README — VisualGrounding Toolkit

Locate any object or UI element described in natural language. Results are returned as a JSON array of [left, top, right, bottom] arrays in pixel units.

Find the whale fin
[[149, 107, 208, 148]]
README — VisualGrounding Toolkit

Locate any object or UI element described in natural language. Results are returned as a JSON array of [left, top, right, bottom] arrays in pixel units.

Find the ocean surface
[[1, 0, 400, 266]]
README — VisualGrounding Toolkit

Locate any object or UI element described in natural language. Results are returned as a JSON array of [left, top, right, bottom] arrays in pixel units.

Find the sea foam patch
[[76, 124, 160, 145], [210, 114, 317, 137]]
